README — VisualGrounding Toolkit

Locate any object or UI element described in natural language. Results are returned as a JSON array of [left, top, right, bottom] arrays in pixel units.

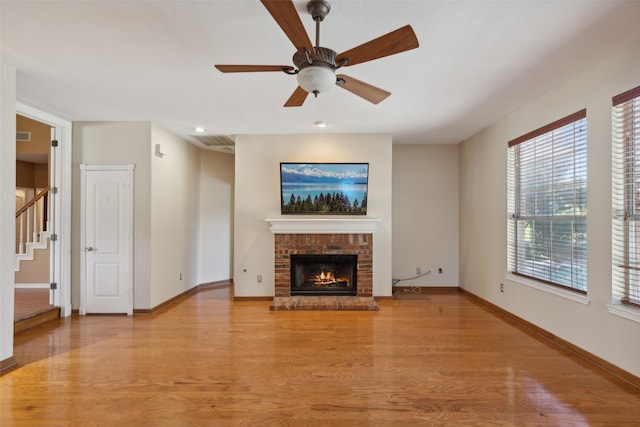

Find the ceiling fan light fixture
[[297, 65, 335, 96]]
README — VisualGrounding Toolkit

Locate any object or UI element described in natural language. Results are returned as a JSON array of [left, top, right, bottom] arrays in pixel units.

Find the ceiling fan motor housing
[[293, 46, 336, 70]]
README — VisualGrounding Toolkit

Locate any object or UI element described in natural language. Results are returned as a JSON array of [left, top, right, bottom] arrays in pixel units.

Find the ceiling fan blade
[[261, 0, 314, 53], [284, 86, 308, 107], [336, 25, 419, 67], [215, 65, 294, 73], [336, 74, 391, 105]]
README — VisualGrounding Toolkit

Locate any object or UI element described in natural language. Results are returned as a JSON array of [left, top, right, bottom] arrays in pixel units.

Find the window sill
[[505, 273, 590, 305], [607, 303, 640, 324]]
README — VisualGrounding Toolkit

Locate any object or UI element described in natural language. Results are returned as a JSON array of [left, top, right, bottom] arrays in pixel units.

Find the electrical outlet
[[416, 267, 421, 275], [257, 275, 262, 283], [500, 283, 504, 293], [438, 268, 443, 274]]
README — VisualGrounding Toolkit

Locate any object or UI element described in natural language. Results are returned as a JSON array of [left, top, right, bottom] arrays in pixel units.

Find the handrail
[[16, 185, 50, 217]]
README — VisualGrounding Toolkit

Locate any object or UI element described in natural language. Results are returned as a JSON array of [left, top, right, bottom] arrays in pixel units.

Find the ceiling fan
[[215, 0, 419, 107]]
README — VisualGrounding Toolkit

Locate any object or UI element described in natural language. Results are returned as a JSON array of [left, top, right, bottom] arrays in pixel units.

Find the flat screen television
[[280, 163, 369, 215]]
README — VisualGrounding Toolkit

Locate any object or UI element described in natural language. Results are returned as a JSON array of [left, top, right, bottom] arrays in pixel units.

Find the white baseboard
[[14, 283, 49, 289]]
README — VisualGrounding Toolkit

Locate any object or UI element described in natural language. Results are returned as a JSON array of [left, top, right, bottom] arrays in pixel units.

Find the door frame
[[16, 102, 72, 317], [79, 164, 134, 315]]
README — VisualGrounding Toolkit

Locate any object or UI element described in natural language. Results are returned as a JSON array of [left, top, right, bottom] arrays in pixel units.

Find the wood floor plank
[[2, 286, 639, 426]]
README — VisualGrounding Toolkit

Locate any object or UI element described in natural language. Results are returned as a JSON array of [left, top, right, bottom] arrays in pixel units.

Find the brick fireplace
[[267, 218, 381, 301], [274, 233, 373, 297]]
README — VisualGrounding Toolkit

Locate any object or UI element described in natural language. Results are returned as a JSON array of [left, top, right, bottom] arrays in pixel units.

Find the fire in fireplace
[[290, 254, 357, 296]]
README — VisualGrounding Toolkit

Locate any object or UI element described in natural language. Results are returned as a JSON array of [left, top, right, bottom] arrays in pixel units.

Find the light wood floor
[[2, 286, 639, 426]]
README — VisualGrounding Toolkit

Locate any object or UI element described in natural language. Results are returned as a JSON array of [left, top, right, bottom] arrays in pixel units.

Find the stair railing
[[15, 185, 50, 255]]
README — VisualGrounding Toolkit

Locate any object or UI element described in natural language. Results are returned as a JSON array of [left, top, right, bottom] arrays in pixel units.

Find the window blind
[[508, 110, 587, 292], [612, 85, 640, 307]]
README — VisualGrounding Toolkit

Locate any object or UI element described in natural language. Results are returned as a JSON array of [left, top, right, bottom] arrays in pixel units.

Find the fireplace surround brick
[[274, 233, 373, 297]]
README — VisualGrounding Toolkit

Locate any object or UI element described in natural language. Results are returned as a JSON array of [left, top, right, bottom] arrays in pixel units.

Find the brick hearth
[[274, 233, 373, 298], [270, 296, 379, 311]]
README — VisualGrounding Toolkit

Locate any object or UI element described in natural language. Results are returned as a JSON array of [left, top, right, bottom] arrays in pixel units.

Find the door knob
[[85, 247, 94, 252]]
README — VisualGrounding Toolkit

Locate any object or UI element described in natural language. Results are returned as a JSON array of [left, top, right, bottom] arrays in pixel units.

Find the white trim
[[607, 303, 640, 323], [16, 102, 71, 128], [16, 102, 72, 317], [124, 166, 134, 315], [80, 164, 135, 171], [265, 218, 381, 234], [79, 166, 87, 315], [505, 272, 591, 305], [14, 283, 49, 289]]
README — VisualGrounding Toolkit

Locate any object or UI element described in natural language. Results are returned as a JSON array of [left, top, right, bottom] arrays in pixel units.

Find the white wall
[[72, 122, 153, 309], [0, 62, 16, 364], [392, 144, 459, 286], [198, 150, 234, 284], [234, 134, 393, 297], [459, 38, 640, 377], [149, 125, 201, 307]]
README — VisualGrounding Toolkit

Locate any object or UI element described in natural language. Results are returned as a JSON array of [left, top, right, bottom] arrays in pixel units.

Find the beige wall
[[149, 124, 201, 308], [34, 164, 48, 188], [16, 162, 47, 189], [16, 161, 35, 188], [459, 38, 640, 377], [72, 122, 152, 309], [72, 122, 221, 310], [198, 150, 234, 284], [392, 144, 459, 286], [14, 244, 49, 284], [233, 134, 393, 297], [17, 114, 52, 156], [16, 114, 51, 188]]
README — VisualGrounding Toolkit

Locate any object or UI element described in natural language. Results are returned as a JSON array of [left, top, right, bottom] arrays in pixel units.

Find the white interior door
[[80, 165, 134, 314]]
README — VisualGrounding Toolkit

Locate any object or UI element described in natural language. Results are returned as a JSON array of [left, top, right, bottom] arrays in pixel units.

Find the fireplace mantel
[[265, 218, 381, 234]]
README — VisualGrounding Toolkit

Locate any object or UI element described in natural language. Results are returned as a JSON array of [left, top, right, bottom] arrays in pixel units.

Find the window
[[612, 86, 640, 307], [508, 110, 587, 293]]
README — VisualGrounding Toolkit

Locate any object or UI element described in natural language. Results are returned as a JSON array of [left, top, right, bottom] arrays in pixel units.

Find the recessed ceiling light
[[194, 127, 205, 133], [313, 121, 327, 128]]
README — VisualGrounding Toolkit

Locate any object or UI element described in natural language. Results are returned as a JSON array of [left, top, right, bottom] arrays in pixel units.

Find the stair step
[[14, 232, 50, 271], [14, 306, 60, 335]]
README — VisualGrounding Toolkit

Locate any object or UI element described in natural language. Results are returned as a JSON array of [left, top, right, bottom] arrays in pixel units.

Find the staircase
[[15, 186, 50, 272]]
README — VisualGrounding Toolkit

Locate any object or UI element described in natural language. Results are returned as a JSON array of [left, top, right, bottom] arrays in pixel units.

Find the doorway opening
[[14, 114, 56, 325]]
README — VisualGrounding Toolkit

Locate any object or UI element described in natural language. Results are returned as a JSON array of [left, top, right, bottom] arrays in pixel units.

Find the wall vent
[[16, 132, 31, 142], [191, 135, 235, 152]]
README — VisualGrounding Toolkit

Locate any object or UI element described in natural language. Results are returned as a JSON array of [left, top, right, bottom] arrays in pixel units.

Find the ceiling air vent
[[16, 132, 31, 142], [192, 135, 235, 152]]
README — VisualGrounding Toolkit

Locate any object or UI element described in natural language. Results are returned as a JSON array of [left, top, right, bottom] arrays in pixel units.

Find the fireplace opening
[[290, 254, 357, 296]]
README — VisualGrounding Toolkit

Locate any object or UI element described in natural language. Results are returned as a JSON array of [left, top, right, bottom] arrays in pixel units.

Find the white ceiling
[[2, 0, 640, 151]]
